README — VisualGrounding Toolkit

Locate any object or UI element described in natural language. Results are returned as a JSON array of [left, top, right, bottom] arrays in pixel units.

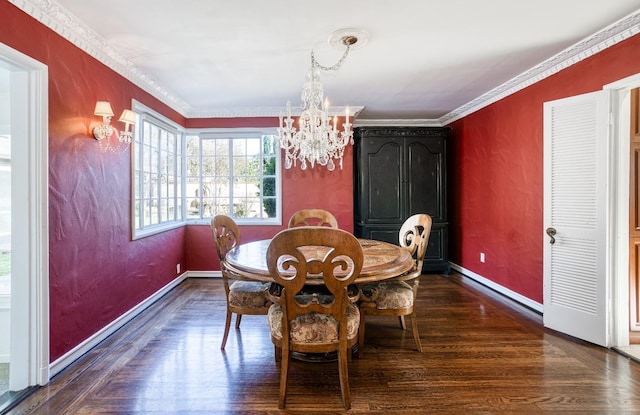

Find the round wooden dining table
[[223, 238, 414, 283]]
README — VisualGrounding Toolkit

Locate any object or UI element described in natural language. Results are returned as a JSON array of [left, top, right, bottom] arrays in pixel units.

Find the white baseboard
[[49, 272, 189, 377], [187, 270, 221, 278], [449, 263, 543, 313]]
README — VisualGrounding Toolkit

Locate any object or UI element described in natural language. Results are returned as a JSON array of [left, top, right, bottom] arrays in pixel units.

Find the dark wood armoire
[[353, 126, 450, 273]]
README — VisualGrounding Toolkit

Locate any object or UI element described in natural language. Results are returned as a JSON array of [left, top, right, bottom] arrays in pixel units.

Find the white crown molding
[[438, 9, 640, 126], [188, 105, 365, 119], [354, 118, 443, 127], [9, 1, 640, 122], [8, 0, 193, 116]]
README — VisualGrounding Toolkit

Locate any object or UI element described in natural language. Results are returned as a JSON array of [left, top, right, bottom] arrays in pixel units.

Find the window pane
[[149, 202, 159, 225], [262, 156, 276, 175], [133, 112, 184, 236], [186, 136, 199, 157], [263, 197, 276, 218], [214, 155, 228, 176], [202, 197, 214, 217], [216, 139, 229, 156], [233, 198, 247, 218], [201, 139, 216, 156], [232, 156, 245, 176], [167, 199, 175, 221], [202, 157, 215, 176], [262, 176, 275, 197], [186, 176, 200, 218]]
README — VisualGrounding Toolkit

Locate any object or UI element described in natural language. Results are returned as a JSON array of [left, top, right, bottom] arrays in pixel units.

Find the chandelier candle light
[[278, 32, 363, 171]]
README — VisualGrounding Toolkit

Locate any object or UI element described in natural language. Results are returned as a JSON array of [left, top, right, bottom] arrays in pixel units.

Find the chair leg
[[399, 315, 406, 330], [278, 347, 290, 409], [274, 345, 282, 362], [235, 313, 242, 329], [337, 343, 351, 409], [410, 313, 422, 352], [358, 311, 366, 358], [220, 309, 232, 350]]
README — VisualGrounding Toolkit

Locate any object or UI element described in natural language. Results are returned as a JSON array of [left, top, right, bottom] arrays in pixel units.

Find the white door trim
[[0, 41, 49, 388], [604, 73, 640, 348]]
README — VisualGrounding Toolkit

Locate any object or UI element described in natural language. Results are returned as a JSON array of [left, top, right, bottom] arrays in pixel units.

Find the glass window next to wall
[[185, 131, 280, 224], [132, 102, 184, 239]]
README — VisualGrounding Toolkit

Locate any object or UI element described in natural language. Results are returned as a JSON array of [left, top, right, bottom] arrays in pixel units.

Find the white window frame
[[131, 101, 283, 239], [184, 128, 282, 226], [132, 100, 185, 239]]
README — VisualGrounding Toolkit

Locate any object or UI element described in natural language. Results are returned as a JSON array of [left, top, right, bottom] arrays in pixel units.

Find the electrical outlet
[[480, 253, 485, 263], [176, 263, 181, 274]]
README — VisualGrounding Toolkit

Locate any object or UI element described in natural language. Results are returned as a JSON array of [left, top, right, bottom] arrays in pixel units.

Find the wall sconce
[[118, 109, 136, 144], [93, 101, 114, 141], [93, 101, 136, 152]]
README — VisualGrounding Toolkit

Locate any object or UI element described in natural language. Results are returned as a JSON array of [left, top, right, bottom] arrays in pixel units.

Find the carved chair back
[[287, 209, 339, 229]]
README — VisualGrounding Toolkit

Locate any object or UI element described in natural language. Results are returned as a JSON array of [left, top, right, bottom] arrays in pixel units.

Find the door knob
[[546, 227, 556, 244]]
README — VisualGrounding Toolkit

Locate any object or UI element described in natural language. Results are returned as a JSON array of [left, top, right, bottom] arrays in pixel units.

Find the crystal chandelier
[[278, 35, 359, 171]]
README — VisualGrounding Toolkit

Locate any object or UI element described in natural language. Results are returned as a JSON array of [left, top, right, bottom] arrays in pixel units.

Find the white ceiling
[[13, 0, 640, 123]]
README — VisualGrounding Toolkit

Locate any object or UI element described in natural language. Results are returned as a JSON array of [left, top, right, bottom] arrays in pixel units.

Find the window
[[132, 101, 282, 238], [132, 102, 184, 239], [185, 129, 280, 224]]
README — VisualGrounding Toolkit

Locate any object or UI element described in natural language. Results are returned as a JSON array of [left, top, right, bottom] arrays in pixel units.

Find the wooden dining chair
[[266, 227, 363, 409], [287, 208, 339, 228], [211, 215, 271, 350], [358, 213, 432, 356]]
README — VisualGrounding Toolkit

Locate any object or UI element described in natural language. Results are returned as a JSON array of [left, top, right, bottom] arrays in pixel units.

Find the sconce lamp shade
[[93, 101, 134, 151], [94, 101, 114, 117], [118, 109, 136, 125]]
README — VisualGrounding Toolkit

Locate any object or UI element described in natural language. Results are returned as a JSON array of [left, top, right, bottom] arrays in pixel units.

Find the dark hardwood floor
[[5, 273, 640, 414]]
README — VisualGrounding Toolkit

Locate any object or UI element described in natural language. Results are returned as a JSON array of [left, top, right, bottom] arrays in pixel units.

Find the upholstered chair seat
[[228, 280, 271, 308], [268, 302, 360, 344], [360, 280, 414, 310]]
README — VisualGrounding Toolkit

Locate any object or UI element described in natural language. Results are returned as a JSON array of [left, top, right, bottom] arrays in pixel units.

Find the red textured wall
[[448, 33, 640, 303]]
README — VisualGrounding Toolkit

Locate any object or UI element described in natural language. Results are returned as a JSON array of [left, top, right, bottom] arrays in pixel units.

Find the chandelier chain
[[311, 44, 351, 72]]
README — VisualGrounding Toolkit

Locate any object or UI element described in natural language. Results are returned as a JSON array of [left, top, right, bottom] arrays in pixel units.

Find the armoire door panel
[[407, 141, 444, 220], [424, 227, 445, 262], [366, 140, 404, 223], [368, 227, 402, 245]]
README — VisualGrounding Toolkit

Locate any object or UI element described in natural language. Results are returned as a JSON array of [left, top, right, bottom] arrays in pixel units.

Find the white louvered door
[[543, 90, 610, 347]]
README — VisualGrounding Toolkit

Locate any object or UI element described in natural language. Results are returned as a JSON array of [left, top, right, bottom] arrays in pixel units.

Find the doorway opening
[[0, 42, 49, 413]]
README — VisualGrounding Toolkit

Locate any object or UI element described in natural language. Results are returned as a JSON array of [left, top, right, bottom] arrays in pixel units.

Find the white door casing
[[543, 90, 610, 347], [0, 41, 49, 389]]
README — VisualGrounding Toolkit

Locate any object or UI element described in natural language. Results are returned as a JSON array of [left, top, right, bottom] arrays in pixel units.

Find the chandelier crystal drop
[[278, 35, 358, 171]]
